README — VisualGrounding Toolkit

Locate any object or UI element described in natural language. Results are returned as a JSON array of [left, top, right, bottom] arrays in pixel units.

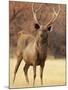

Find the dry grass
[[9, 57, 66, 88]]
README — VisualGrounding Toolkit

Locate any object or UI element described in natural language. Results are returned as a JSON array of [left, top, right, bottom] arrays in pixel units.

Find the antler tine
[[32, 3, 38, 23], [45, 5, 60, 27], [32, 3, 42, 24], [35, 4, 43, 13], [52, 5, 60, 23]]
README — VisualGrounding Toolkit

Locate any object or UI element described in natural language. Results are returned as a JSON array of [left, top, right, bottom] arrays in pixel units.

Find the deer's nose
[[39, 31, 43, 37], [40, 33, 43, 37]]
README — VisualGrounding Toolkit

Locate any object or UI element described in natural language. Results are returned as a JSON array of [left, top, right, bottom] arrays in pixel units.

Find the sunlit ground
[[9, 57, 66, 88]]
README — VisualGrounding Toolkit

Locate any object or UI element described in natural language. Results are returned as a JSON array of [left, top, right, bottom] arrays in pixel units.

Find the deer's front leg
[[33, 64, 36, 86], [23, 64, 30, 84], [40, 63, 45, 85], [13, 52, 23, 83]]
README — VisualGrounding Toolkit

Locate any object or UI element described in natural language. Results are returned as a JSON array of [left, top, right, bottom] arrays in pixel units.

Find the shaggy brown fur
[[13, 24, 51, 85]]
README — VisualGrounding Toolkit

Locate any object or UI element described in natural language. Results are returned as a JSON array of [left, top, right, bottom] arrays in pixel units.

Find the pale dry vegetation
[[10, 57, 65, 88]]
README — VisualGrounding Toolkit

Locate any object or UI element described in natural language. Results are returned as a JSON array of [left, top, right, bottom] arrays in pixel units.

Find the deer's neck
[[35, 37, 48, 53], [37, 37, 48, 47], [35, 37, 48, 60]]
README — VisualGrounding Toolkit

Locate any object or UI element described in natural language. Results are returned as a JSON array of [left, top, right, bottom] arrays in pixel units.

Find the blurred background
[[9, 1, 66, 59]]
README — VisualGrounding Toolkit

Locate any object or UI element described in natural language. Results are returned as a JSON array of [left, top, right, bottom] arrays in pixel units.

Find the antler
[[32, 3, 42, 24], [45, 5, 60, 28]]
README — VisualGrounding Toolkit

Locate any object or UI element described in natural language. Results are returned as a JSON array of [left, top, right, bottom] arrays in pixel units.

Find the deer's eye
[[48, 26, 51, 31], [34, 23, 40, 29]]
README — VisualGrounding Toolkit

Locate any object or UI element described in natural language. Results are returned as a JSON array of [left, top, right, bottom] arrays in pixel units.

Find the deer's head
[[32, 3, 60, 43]]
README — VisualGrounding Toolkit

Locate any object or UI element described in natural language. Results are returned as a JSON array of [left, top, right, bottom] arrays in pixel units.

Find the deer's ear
[[47, 26, 53, 32], [34, 23, 40, 29]]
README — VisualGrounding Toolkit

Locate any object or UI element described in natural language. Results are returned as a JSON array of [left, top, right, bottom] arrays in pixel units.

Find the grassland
[[9, 57, 66, 88]]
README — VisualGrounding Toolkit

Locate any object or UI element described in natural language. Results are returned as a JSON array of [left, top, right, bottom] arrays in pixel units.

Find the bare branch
[[9, 2, 23, 24], [10, 8, 23, 24]]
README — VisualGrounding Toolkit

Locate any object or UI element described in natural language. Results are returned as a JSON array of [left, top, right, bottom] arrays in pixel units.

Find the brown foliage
[[9, 1, 66, 58]]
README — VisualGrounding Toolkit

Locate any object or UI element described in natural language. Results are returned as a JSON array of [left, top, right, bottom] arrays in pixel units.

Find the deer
[[13, 3, 60, 85]]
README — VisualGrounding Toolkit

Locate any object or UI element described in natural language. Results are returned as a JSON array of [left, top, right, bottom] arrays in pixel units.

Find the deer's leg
[[33, 65, 36, 86], [40, 64, 45, 85], [23, 64, 29, 84], [13, 52, 23, 83]]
